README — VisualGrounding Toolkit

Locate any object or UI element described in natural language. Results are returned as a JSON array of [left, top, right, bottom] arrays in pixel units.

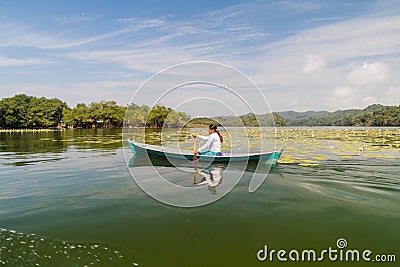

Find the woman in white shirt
[[192, 124, 223, 156]]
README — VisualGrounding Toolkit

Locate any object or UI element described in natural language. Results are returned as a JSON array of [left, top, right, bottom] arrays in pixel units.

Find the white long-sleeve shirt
[[197, 133, 221, 153]]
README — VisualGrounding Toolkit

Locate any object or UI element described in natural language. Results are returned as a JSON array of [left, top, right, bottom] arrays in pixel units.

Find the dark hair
[[209, 124, 223, 143]]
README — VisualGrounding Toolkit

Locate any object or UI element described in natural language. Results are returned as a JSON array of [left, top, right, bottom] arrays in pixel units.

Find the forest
[[276, 104, 400, 126], [0, 94, 190, 129], [1, 94, 400, 129], [187, 104, 400, 127]]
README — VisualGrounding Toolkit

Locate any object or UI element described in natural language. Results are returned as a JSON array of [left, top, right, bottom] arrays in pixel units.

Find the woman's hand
[[192, 134, 197, 138]]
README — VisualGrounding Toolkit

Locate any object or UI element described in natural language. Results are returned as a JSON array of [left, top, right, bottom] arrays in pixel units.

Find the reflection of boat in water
[[127, 139, 282, 163], [128, 147, 285, 195]]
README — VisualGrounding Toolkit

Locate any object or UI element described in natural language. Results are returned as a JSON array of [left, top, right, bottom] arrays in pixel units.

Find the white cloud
[[62, 12, 400, 112], [0, 57, 49, 67], [362, 96, 377, 106], [54, 13, 100, 24], [302, 17, 343, 24], [332, 86, 354, 98], [302, 54, 325, 73], [249, 14, 400, 111], [348, 62, 389, 85], [259, 15, 400, 69], [378, 86, 400, 106], [0, 18, 165, 49], [116, 17, 166, 28], [277, 1, 322, 14], [1, 2, 400, 113], [323, 86, 360, 110]]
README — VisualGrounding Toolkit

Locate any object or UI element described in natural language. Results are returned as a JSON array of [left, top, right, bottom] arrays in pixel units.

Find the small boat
[[127, 139, 282, 163], [128, 153, 284, 177]]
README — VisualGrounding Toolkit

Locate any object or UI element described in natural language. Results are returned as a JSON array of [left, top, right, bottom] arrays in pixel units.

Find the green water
[[0, 128, 399, 266]]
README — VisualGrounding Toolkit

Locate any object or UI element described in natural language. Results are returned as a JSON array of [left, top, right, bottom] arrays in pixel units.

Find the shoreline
[[0, 129, 60, 133], [2, 125, 400, 133]]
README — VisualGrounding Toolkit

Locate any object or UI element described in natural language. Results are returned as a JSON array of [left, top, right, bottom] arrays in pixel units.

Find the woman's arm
[[196, 134, 209, 141], [198, 137, 212, 152]]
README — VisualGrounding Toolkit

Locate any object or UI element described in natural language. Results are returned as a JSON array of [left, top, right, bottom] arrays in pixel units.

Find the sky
[[0, 0, 400, 115]]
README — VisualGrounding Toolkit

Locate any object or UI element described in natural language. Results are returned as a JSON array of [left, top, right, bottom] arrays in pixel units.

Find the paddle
[[193, 162, 197, 186], [193, 136, 198, 161], [193, 136, 198, 185]]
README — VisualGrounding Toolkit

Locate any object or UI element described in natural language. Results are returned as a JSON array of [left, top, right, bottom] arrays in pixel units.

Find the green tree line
[[2, 95, 399, 129], [0, 94, 66, 128], [125, 103, 191, 128], [0, 94, 191, 129], [188, 113, 286, 127]]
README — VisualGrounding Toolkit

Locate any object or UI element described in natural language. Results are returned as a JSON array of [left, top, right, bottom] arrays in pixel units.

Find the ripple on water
[[285, 159, 400, 212]]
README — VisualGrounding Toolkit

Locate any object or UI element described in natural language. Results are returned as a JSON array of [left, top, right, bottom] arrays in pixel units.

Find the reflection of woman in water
[[195, 167, 223, 195], [192, 124, 223, 156]]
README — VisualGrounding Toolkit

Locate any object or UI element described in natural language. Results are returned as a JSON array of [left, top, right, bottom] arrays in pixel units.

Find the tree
[[126, 110, 145, 127], [89, 101, 126, 127], [62, 103, 92, 128], [164, 111, 191, 127], [0, 94, 66, 128], [27, 97, 66, 127], [0, 94, 32, 128], [273, 114, 287, 126], [146, 105, 171, 127]]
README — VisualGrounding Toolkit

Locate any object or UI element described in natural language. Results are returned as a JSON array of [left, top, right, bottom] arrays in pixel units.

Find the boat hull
[[128, 139, 282, 164]]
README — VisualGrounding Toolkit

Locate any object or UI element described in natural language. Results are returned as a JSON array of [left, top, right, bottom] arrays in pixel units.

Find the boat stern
[[270, 148, 283, 164]]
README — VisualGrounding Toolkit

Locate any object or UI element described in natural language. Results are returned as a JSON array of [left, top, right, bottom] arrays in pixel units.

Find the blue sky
[[0, 0, 399, 115]]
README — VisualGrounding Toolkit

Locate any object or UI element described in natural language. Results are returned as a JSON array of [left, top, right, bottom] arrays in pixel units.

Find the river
[[0, 128, 399, 266]]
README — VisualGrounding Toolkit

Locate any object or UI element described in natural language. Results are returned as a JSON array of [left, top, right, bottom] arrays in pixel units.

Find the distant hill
[[189, 104, 398, 127], [363, 104, 385, 112], [276, 105, 385, 120], [277, 104, 389, 126], [276, 110, 329, 120]]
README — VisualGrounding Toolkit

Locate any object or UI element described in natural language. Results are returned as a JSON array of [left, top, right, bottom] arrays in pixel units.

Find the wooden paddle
[[193, 136, 198, 160], [193, 136, 198, 185]]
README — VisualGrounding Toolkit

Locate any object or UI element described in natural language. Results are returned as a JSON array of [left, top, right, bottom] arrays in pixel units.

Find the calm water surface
[[0, 128, 399, 266]]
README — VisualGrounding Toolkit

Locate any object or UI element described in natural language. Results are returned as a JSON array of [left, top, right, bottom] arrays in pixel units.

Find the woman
[[192, 124, 223, 156]]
